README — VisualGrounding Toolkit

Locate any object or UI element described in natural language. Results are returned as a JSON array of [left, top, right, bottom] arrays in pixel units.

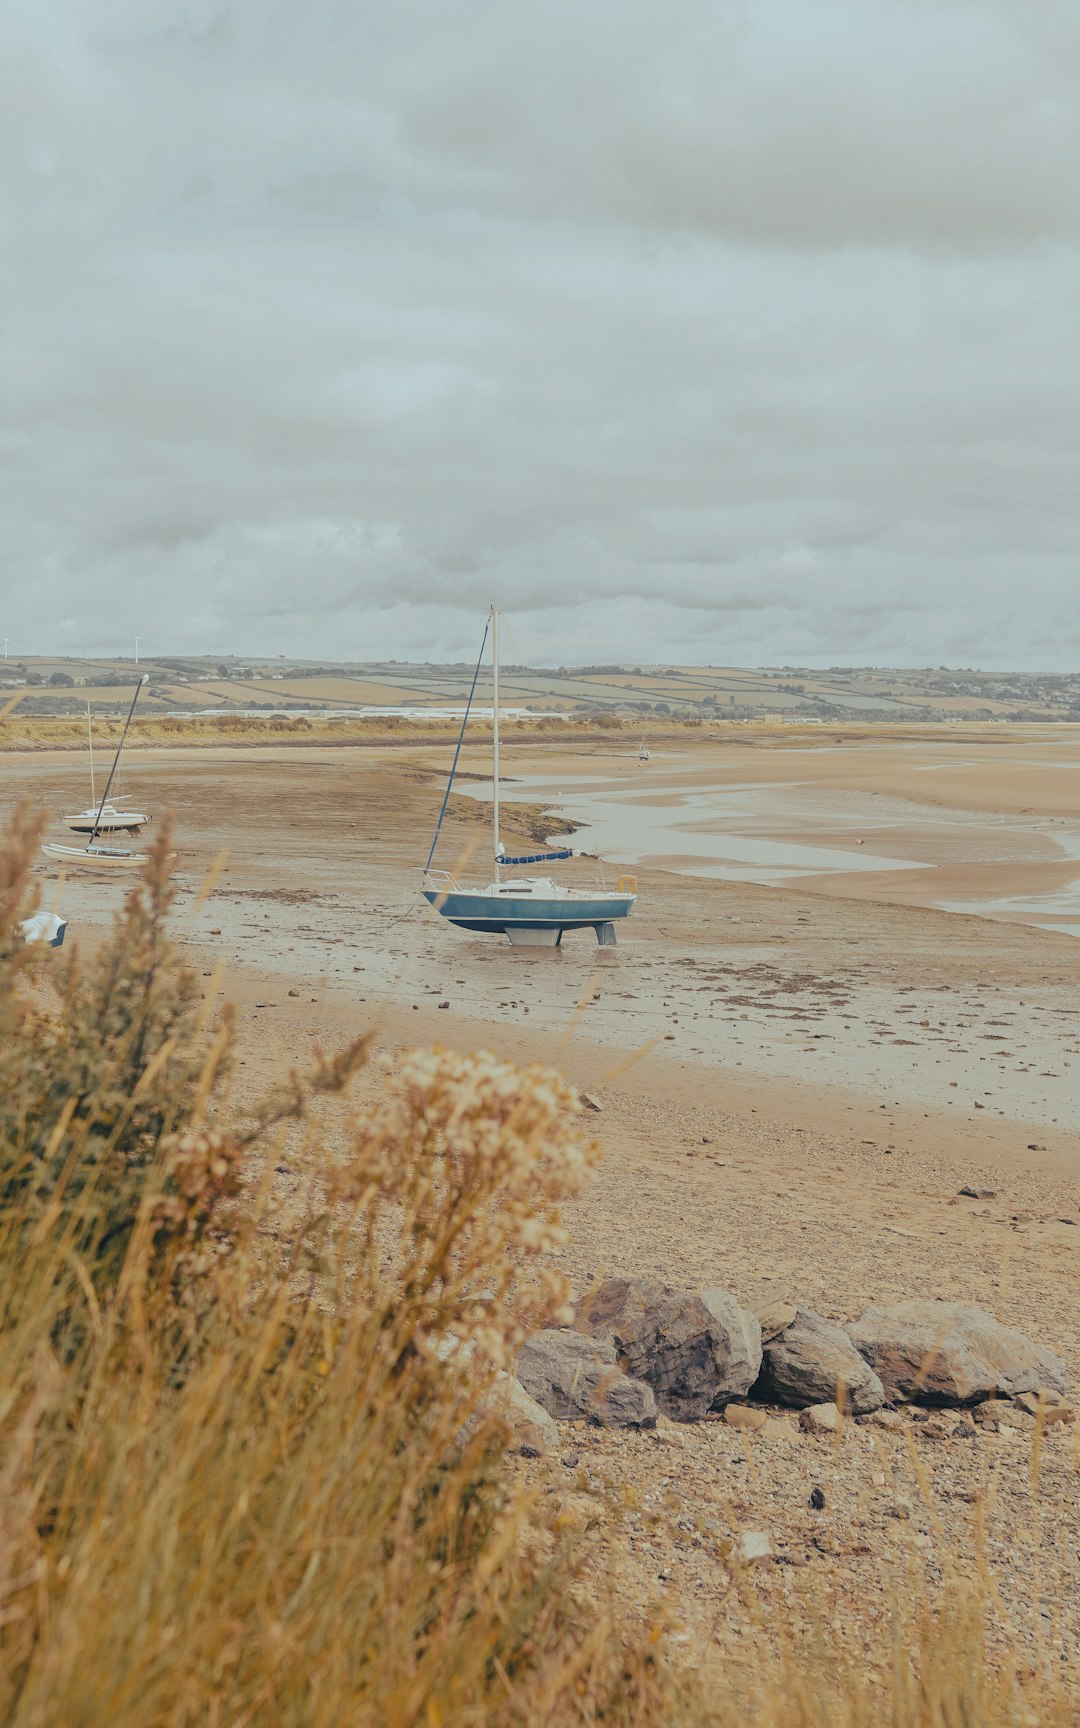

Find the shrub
[[0, 808, 1070, 1725], [0, 809, 657, 1724]]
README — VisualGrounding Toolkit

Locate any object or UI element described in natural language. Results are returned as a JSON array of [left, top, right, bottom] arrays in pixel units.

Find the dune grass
[[0, 806, 1074, 1724], [0, 710, 643, 752]]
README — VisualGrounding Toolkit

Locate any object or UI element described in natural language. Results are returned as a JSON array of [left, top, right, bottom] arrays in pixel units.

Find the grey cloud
[[2, 1, 1079, 668]]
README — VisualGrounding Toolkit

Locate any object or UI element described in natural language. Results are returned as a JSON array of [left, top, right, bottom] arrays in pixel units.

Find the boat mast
[[491, 605, 501, 880], [87, 703, 96, 805], [88, 675, 147, 849]]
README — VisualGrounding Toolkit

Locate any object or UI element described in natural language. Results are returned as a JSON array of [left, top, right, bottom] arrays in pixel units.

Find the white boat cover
[[19, 912, 68, 947]]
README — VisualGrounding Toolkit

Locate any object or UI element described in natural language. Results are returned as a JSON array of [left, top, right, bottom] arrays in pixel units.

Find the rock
[[1013, 1391, 1075, 1426], [915, 1418, 949, 1441], [1014, 1389, 1069, 1417], [973, 1398, 1013, 1426], [862, 1408, 902, 1431], [988, 1401, 1034, 1430], [486, 1374, 560, 1455], [848, 1301, 1069, 1407], [515, 1330, 657, 1428], [753, 1297, 798, 1342], [736, 1531, 772, 1563], [799, 1402, 841, 1436], [885, 1497, 912, 1521], [809, 1486, 826, 1510], [574, 1278, 762, 1423], [699, 1287, 764, 1387], [758, 1307, 885, 1414], [958, 1185, 995, 1199], [723, 1404, 767, 1433], [579, 1092, 603, 1113]]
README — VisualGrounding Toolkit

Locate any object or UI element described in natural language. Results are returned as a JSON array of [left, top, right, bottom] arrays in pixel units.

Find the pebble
[[799, 1403, 841, 1436], [736, 1531, 772, 1563], [862, 1408, 903, 1431], [723, 1405, 768, 1433]]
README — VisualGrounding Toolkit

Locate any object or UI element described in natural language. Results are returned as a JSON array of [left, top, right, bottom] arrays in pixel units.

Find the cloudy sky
[[4, 0, 1079, 667]]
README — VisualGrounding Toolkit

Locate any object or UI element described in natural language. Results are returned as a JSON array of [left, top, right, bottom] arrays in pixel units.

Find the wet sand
[[9, 733, 1080, 1148]]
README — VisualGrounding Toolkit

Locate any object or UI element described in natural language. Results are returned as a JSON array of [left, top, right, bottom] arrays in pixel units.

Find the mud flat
[[8, 732, 1080, 1680]]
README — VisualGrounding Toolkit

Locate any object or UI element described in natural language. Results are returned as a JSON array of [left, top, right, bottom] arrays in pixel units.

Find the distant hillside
[[2, 655, 1079, 723]]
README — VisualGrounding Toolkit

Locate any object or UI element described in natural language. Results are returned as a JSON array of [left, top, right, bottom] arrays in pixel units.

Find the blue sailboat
[[421, 608, 636, 946]]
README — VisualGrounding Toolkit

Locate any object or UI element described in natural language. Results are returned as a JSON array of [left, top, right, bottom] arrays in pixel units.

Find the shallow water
[[464, 773, 1080, 936]]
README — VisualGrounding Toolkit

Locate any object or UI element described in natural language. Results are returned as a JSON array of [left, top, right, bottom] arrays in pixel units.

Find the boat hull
[[423, 888, 634, 941], [63, 813, 148, 834], [42, 844, 146, 870]]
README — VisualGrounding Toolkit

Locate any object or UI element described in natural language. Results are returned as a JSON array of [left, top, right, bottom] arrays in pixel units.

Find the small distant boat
[[62, 803, 148, 835], [638, 733, 650, 763], [62, 703, 149, 833], [41, 841, 147, 870], [43, 677, 150, 871], [422, 609, 636, 946]]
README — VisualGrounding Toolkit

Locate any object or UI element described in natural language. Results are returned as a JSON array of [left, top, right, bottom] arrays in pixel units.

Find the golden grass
[[9, 710, 1070, 757], [1, 807, 1076, 1724], [0, 711, 645, 752]]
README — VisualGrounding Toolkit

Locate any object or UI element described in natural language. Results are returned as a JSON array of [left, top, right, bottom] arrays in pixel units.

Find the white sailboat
[[638, 733, 650, 763], [421, 609, 636, 946], [61, 703, 150, 834], [44, 677, 151, 870]]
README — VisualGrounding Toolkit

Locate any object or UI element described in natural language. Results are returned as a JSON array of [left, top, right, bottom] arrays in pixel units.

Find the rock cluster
[[573, 1277, 762, 1422], [503, 1284, 1073, 1449]]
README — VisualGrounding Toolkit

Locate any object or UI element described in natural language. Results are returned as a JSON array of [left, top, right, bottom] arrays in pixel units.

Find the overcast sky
[[4, 0, 1079, 668]]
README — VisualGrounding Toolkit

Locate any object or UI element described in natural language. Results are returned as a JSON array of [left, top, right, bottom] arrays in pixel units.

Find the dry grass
[[0, 806, 1076, 1725], [0, 710, 676, 754], [5, 705, 1070, 756]]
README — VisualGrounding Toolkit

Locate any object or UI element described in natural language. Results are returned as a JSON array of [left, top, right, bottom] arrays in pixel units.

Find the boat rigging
[[421, 608, 636, 946]]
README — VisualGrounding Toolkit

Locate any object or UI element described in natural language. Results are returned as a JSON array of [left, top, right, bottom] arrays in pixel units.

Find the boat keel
[[505, 926, 563, 946]]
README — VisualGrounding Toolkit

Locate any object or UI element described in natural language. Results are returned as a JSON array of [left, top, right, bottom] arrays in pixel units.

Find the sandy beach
[[8, 728, 1080, 1675]]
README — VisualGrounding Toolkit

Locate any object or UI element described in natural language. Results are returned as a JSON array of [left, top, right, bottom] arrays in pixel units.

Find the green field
[[0, 655, 1075, 723]]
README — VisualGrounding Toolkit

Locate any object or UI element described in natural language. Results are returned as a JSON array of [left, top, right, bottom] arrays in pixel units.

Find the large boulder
[[700, 1287, 765, 1400], [848, 1301, 1069, 1407], [574, 1278, 762, 1423], [515, 1329, 657, 1428], [757, 1307, 885, 1414], [486, 1373, 561, 1454]]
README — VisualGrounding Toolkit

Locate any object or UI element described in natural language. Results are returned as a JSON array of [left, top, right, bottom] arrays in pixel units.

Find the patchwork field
[[3, 654, 1076, 722]]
